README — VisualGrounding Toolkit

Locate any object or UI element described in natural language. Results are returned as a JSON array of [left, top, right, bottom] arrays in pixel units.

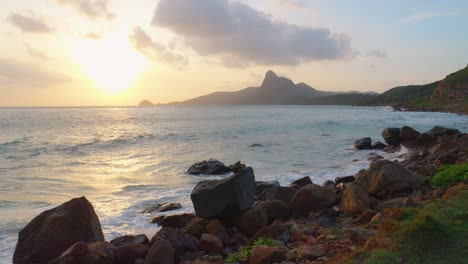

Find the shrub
[[253, 237, 281, 247], [225, 237, 281, 263], [430, 164, 468, 187]]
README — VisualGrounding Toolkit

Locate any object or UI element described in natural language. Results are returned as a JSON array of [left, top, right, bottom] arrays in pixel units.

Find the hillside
[[292, 93, 379, 105]]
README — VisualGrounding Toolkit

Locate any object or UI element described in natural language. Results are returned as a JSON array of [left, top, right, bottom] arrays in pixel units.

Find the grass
[[431, 164, 468, 187], [355, 187, 468, 264], [225, 237, 282, 263]]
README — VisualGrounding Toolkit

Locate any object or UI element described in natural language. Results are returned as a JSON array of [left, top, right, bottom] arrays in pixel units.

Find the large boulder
[[289, 184, 338, 217], [148, 213, 196, 228], [339, 184, 370, 214], [255, 181, 280, 196], [361, 160, 425, 199], [258, 185, 297, 203], [142, 202, 181, 214], [400, 126, 421, 140], [151, 227, 199, 257], [187, 159, 232, 175], [382, 128, 401, 146], [13, 197, 104, 264], [48, 241, 118, 264], [111, 234, 149, 247], [427, 126, 461, 137], [191, 167, 256, 218], [290, 176, 313, 187], [144, 240, 175, 264], [354, 137, 372, 150]]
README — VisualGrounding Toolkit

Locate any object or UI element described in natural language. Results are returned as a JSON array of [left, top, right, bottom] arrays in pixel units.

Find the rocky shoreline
[[12, 126, 468, 264]]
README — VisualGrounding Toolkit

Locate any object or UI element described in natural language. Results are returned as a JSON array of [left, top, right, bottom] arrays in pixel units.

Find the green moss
[[225, 237, 282, 263], [431, 164, 468, 187], [253, 237, 281, 247]]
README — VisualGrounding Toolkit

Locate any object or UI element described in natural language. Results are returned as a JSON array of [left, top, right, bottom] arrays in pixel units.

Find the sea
[[0, 105, 467, 262]]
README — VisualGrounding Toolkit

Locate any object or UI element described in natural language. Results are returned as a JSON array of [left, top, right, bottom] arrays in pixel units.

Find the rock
[[344, 228, 376, 245], [290, 184, 338, 217], [182, 217, 211, 239], [49, 241, 118, 264], [148, 213, 196, 228], [322, 180, 336, 189], [339, 184, 370, 214], [247, 222, 290, 245], [116, 244, 149, 264], [13, 197, 104, 264], [139, 100, 154, 107], [206, 219, 230, 244], [199, 233, 223, 253], [250, 143, 264, 148], [151, 227, 199, 257], [258, 185, 297, 203], [187, 159, 232, 175], [367, 153, 384, 162], [236, 200, 290, 237], [382, 128, 401, 146], [255, 181, 280, 196], [360, 160, 425, 199], [144, 240, 175, 264], [400, 126, 421, 140], [335, 176, 355, 184], [427, 126, 461, 137], [249, 245, 288, 264], [296, 245, 326, 260], [372, 141, 387, 150], [375, 197, 406, 212], [370, 213, 383, 223], [416, 133, 435, 146], [110, 234, 149, 247], [354, 209, 378, 225], [354, 137, 372, 150], [142, 202, 182, 214], [314, 215, 338, 228], [191, 167, 256, 218], [290, 176, 313, 187], [229, 161, 246, 174]]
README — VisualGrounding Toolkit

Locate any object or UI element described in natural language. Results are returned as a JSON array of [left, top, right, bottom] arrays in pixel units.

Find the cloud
[[129, 27, 188, 68], [24, 43, 53, 60], [278, 0, 307, 9], [400, 12, 467, 24], [152, 0, 353, 66], [57, 0, 114, 20], [7, 13, 52, 33], [366, 49, 387, 58], [81, 31, 103, 39], [0, 59, 70, 88]]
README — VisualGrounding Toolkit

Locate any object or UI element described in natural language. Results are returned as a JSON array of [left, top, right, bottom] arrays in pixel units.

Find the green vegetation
[[370, 81, 440, 105], [444, 65, 468, 86], [225, 237, 282, 263], [431, 164, 468, 187], [356, 187, 468, 264], [304, 93, 379, 106]]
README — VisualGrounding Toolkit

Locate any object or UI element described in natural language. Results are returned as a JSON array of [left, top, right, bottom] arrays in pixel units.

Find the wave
[[0, 137, 28, 149]]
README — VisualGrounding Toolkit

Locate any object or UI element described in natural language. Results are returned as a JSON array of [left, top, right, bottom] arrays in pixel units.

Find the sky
[[1, 0, 467, 106]]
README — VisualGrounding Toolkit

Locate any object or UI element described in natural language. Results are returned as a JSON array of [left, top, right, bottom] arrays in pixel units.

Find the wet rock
[[255, 181, 280, 196], [322, 180, 336, 189], [360, 160, 425, 199], [367, 153, 384, 162], [382, 128, 401, 146], [400, 126, 420, 140], [354, 137, 372, 150], [250, 143, 264, 148], [187, 159, 232, 175], [335, 176, 355, 184], [290, 184, 338, 217], [148, 213, 196, 228], [144, 240, 175, 264], [151, 227, 199, 257], [191, 167, 256, 218], [296, 245, 326, 260], [236, 200, 290, 237], [229, 161, 246, 174], [259, 185, 297, 203], [199, 234, 223, 254], [142, 202, 182, 214], [110, 234, 149, 247], [290, 176, 313, 187], [13, 197, 104, 264], [340, 184, 370, 214], [49, 241, 118, 264], [372, 141, 387, 150], [427, 126, 461, 137], [249, 245, 288, 264]]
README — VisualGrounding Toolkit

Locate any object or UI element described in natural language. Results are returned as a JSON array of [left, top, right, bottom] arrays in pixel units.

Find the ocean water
[[0, 105, 466, 262]]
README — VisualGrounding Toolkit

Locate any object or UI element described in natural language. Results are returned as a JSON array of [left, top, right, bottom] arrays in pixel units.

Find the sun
[[73, 31, 148, 94]]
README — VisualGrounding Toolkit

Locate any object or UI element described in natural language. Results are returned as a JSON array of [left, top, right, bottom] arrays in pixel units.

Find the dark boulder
[[382, 128, 401, 146], [335, 176, 355, 184], [290, 176, 313, 187], [255, 180, 280, 196], [199, 233, 223, 254], [400, 126, 421, 140], [339, 184, 370, 214], [354, 137, 372, 150], [148, 213, 196, 228], [427, 126, 461, 137], [181, 217, 211, 239], [228, 161, 246, 174], [322, 180, 336, 189], [144, 240, 174, 264], [191, 167, 256, 218], [142, 202, 181, 214], [48, 241, 118, 264], [13, 197, 104, 264], [250, 143, 264, 148], [258, 185, 297, 204], [111, 234, 149, 247], [187, 159, 232, 175], [290, 184, 338, 217], [151, 227, 199, 257], [372, 141, 387, 150]]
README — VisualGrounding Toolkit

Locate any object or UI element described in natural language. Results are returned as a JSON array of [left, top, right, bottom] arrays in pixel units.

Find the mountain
[[139, 100, 154, 106], [172, 70, 337, 105]]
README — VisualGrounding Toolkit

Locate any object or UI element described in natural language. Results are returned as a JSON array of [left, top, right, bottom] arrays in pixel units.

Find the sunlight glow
[[73, 31, 148, 94]]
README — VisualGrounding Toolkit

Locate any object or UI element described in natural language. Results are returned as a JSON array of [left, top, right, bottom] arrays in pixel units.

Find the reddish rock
[[151, 227, 199, 257], [249, 245, 288, 264], [116, 244, 148, 264], [354, 209, 378, 225], [182, 217, 211, 239], [13, 197, 104, 264], [144, 240, 175, 264], [110, 234, 149, 247], [247, 221, 290, 245], [290, 184, 338, 217], [148, 213, 196, 228], [206, 219, 230, 244], [236, 200, 290, 237], [199, 233, 223, 253], [142, 202, 182, 214], [296, 245, 326, 260], [49, 241, 118, 264], [340, 184, 370, 214], [344, 228, 376, 245]]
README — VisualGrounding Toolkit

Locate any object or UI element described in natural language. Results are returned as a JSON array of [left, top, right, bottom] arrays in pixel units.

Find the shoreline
[[11, 125, 468, 264]]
